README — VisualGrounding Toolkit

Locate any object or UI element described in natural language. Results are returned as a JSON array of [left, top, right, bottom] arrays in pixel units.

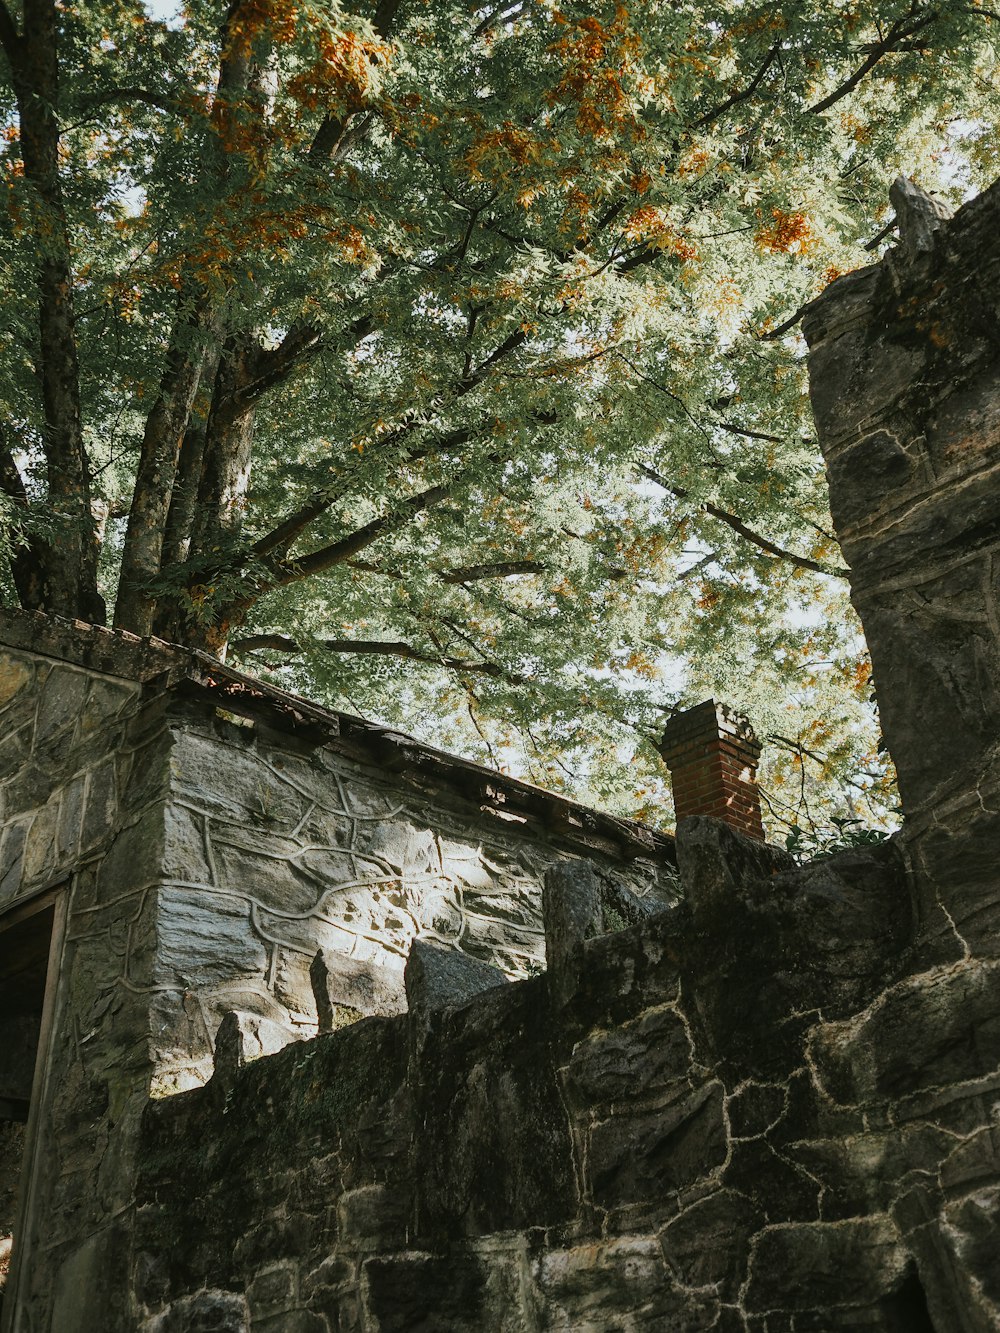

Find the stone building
[[3, 175, 1000, 1331], [0, 607, 678, 1331]]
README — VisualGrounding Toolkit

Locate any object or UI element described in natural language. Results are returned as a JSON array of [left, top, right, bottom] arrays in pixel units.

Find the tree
[[0, 0, 997, 827]]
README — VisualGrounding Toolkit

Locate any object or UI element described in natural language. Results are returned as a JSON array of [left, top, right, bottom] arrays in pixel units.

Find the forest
[[0, 0, 998, 836]]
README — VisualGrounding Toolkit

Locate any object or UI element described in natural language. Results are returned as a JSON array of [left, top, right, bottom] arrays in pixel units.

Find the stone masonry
[[0, 610, 676, 1333]]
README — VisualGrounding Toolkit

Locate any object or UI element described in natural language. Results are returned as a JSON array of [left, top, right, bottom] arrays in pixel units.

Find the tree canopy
[[1, 0, 998, 832]]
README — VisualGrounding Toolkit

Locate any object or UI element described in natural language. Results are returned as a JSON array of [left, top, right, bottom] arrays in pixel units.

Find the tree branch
[[757, 302, 810, 341], [268, 481, 452, 589], [439, 559, 545, 583], [864, 216, 898, 251], [345, 556, 545, 584], [694, 40, 781, 129], [231, 633, 516, 678], [472, 0, 526, 38], [718, 420, 784, 445], [807, 12, 939, 115], [251, 425, 474, 561], [74, 85, 178, 116], [212, 318, 348, 428], [307, 0, 404, 160], [250, 318, 531, 561], [639, 464, 848, 578]]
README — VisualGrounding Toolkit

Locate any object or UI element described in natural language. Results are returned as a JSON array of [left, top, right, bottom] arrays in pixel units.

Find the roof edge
[[0, 607, 675, 866]]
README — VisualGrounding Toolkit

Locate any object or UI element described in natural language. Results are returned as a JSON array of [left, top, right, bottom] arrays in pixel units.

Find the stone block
[[163, 802, 212, 884], [744, 1217, 908, 1314], [213, 840, 324, 916], [96, 806, 164, 899], [76, 678, 137, 737], [534, 1236, 715, 1331], [588, 1081, 727, 1207], [311, 950, 407, 1031], [35, 665, 90, 747], [542, 859, 603, 1007], [81, 757, 119, 854], [674, 816, 794, 929], [337, 1183, 409, 1249], [810, 960, 1000, 1106], [414, 979, 577, 1235], [0, 651, 32, 709], [48, 1224, 133, 1333], [170, 731, 303, 832], [660, 1188, 753, 1298], [0, 817, 27, 907], [212, 1009, 292, 1092], [144, 1289, 250, 1333], [247, 1262, 297, 1315], [561, 1004, 693, 1110], [154, 886, 267, 986], [118, 735, 170, 813], [271, 947, 321, 1021], [560, 908, 684, 1038], [404, 938, 508, 1017], [363, 1250, 524, 1333], [56, 774, 85, 861], [0, 717, 32, 783], [21, 796, 60, 885]]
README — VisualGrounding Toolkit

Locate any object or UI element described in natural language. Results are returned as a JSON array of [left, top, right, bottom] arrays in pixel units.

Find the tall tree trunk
[[14, 0, 103, 622], [114, 297, 217, 635], [158, 418, 211, 572], [152, 336, 257, 653], [141, 3, 272, 650]]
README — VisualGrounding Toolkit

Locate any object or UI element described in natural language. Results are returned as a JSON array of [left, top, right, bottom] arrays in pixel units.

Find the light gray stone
[[154, 887, 267, 985], [311, 949, 407, 1031]]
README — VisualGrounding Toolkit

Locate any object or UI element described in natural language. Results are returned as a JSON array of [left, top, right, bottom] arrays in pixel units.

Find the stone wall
[[0, 635, 166, 1330], [803, 177, 1000, 1325], [132, 841, 940, 1332], [150, 695, 675, 1099], [0, 610, 676, 1332]]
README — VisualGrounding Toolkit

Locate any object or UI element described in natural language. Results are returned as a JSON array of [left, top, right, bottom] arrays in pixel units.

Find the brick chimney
[[658, 699, 764, 841]]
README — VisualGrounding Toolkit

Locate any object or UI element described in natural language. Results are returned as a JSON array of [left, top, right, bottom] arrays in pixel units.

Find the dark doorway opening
[[881, 1264, 938, 1333], [0, 898, 57, 1309]]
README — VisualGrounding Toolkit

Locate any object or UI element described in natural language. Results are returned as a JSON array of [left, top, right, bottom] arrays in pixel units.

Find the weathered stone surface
[[810, 960, 1000, 1105], [744, 1217, 908, 1313], [589, 1081, 727, 1207], [561, 1003, 692, 1108], [660, 1188, 753, 1297], [0, 653, 31, 709], [155, 887, 267, 985], [35, 666, 90, 747], [542, 858, 604, 1010], [412, 977, 577, 1238], [404, 938, 508, 1017], [143, 1289, 249, 1332], [212, 1009, 291, 1089], [534, 1236, 714, 1330], [363, 1250, 525, 1332], [310, 949, 406, 1032]]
